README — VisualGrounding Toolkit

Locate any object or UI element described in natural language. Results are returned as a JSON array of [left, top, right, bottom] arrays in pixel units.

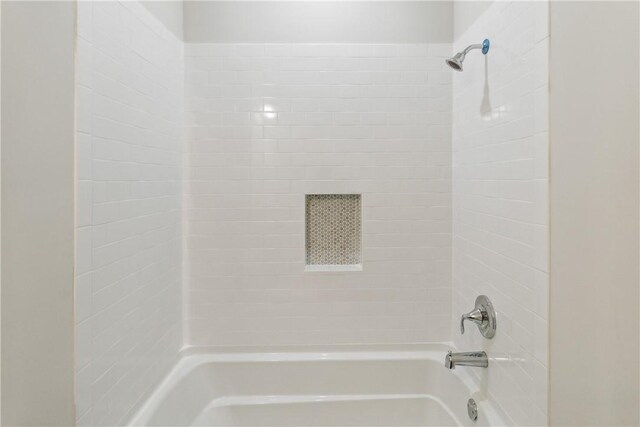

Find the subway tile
[[75, 2, 183, 425], [185, 40, 452, 350], [452, 1, 549, 425]]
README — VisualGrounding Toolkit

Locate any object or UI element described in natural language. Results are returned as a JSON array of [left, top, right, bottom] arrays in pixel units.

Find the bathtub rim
[[127, 342, 509, 427]]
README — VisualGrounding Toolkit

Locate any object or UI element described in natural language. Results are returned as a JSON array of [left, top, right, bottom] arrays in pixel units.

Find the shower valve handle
[[460, 308, 485, 334]]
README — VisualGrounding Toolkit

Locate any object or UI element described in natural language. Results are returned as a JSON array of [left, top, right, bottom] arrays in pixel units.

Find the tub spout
[[444, 350, 488, 369]]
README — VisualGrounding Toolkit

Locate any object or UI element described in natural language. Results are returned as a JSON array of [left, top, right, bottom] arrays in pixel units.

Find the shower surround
[[73, 1, 550, 426]]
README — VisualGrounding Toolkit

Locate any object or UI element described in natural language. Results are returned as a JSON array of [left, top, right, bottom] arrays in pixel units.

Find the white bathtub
[[129, 344, 507, 427]]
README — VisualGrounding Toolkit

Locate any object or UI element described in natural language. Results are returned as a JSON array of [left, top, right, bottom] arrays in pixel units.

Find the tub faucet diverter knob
[[460, 295, 497, 339]]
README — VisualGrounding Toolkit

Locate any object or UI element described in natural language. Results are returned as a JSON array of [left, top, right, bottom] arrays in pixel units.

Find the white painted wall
[[0, 3, 2, 421], [1, 1, 76, 425], [548, 2, 639, 425], [184, 42, 453, 346], [452, 1, 492, 41], [184, 1, 452, 43], [451, 1, 549, 425], [141, 0, 183, 40], [75, 2, 184, 425]]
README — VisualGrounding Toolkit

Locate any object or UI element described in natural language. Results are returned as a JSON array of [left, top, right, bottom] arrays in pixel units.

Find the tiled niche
[[305, 194, 362, 271]]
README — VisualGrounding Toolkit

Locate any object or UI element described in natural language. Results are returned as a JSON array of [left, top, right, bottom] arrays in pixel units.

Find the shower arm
[[462, 44, 483, 55], [463, 38, 490, 56]]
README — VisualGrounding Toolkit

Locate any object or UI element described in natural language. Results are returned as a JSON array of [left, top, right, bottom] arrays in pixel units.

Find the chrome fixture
[[460, 295, 496, 339], [467, 398, 478, 421], [445, 39, 490, 71], [444, 351, 488, 369]]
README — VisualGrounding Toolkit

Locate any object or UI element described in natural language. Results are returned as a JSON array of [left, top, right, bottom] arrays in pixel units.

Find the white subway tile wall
[[75, 2, 184, 425], [74, 2, 552, 425], [452, 1, 549, 426], [184, 43, 453, 346]]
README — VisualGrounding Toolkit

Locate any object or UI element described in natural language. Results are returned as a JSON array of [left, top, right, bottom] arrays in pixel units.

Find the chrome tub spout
[[444, 351, 488, 369]]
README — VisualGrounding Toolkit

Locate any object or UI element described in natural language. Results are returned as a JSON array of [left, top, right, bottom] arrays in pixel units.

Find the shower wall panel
[[451, 1, 549, 425], [74, 2, 184, 425], [184, 43, 453, 346]]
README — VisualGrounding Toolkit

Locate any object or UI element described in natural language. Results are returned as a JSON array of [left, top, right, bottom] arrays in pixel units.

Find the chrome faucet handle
[[460, 308, 485, 334], [459, 295, 497, 339]]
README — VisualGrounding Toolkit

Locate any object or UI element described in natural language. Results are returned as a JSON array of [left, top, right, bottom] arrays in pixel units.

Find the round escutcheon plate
[[476, 295, 497, 339]]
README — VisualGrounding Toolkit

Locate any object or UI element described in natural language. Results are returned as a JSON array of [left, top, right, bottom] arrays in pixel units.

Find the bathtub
[[129, 344, 507, 426]]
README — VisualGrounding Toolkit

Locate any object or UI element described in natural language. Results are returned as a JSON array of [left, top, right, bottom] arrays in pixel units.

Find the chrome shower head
[[445, 38, 490, 72], [446, 52, 465, 71]]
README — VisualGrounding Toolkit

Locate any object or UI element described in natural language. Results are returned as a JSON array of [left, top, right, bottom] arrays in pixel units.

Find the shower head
[[445, 38, 490, 72], [446, 52, 465, 71]]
